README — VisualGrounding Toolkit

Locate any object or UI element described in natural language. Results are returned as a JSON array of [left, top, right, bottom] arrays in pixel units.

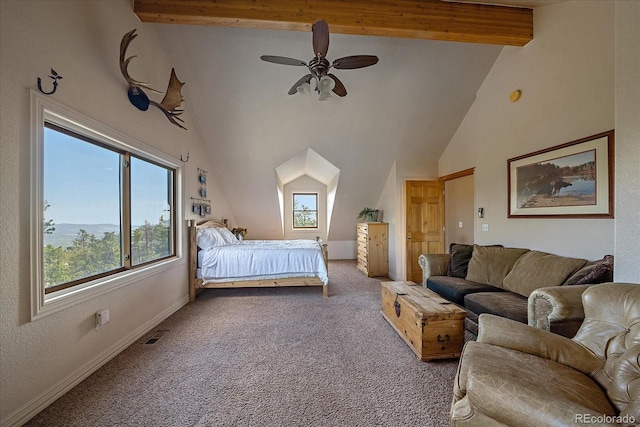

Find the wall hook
[[180, 150, 190, 163], [37, 68, 62, 95]]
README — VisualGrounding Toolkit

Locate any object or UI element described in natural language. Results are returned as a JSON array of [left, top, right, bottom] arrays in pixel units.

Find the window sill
[[32, 256, 184, 321]]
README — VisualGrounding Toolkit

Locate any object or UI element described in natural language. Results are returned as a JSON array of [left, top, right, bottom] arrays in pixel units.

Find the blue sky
[[294, 193, 317, 209], [44, 128, 171, 226]]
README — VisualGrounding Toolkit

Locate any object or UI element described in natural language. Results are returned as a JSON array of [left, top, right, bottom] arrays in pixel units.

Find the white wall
[[439, 1, 616, 261], [377, 162, 399, 278], [445, 175, 475, 248], [614, 1, 640, 282], [0, 1, 233, 425]]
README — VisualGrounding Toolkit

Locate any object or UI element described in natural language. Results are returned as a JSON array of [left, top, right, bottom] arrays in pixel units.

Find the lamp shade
[[296, 82, 312, 95], [318, 75, 335, 93]]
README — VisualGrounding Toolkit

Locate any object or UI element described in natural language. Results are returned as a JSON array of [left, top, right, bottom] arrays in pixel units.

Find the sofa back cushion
[[502, 250, 587, 297], [466, 246, 529, 288]]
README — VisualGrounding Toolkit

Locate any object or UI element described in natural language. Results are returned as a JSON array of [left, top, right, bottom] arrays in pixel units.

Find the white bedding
[[197, 239, 328, 284]]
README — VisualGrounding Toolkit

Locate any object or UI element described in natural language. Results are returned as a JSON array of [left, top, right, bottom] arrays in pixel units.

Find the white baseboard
[[1, 296, 189, 427], [326, 240, 357, 260]]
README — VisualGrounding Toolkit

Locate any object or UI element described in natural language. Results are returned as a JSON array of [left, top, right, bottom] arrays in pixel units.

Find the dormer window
[[293, 193, 318, 229]]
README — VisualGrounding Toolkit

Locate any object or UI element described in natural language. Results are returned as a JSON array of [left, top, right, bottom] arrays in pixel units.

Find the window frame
[[292, 192, 319, 229], [30, 90, 184, 320]]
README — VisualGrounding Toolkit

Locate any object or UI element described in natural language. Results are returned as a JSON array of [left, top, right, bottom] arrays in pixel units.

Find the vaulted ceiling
[[132, 0, 553, 239]]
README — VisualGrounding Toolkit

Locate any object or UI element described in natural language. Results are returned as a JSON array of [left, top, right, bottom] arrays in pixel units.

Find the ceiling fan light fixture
[[296, 81, 312, 95], [318, 90, 332, 101], [318, 75, 335, 94], [260, 19, 378, 99]]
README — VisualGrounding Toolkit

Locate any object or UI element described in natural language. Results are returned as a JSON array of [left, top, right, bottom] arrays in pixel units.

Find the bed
[[189, 220, 329, 301]]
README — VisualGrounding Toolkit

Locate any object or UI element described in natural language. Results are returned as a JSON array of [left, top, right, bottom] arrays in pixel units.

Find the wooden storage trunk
[[381, 281, 466, 361]]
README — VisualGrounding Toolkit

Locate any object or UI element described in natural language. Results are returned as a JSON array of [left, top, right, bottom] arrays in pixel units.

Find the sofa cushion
[[503, 250, 587, 297], [447, 243, 474, 278], [464, 292, 528, 324], [426, 276, 505, 306], [563, 255, 614, 285], [466, 246, 529, 288]]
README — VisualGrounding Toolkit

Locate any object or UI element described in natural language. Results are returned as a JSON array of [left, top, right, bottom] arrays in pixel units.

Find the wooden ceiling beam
[[133, 0, 533, 46]]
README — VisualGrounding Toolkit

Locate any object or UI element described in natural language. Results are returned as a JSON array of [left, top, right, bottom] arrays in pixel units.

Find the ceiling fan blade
[[332, 55, 379, 70], [260, 55, 307, 66], [312, 20, 329, 57], [328, 74, 347, 97], [288, 74, 312, 95]]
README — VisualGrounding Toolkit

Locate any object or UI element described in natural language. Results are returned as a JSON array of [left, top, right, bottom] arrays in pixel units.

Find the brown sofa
[[451, 283, 640, 427], [418, 244, 613, 337]]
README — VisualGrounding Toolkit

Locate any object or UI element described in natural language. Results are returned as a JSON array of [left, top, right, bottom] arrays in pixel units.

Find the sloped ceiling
[[145, 2, 552, 240]]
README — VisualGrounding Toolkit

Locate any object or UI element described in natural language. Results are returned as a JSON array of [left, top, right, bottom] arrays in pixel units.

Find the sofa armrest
[[417, 253, 450, 286], [477, 314, 603, 377], [528, 285, 591, 331]]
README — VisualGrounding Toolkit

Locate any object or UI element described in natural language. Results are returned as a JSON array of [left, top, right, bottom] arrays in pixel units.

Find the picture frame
[[507, 130, 614, 218]]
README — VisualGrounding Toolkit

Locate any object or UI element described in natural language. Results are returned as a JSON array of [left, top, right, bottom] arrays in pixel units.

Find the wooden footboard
[[188, 220, 329, 301]]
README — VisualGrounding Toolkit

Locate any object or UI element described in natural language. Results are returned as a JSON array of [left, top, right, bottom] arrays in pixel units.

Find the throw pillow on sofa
[[502, 250, 587, 297], [465, 245, 529, 288], [563, 255, 614, 285], [447, 243, 474, 278]]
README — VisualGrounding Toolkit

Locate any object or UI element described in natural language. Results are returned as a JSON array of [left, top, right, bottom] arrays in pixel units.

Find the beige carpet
[[26, 260, 463, 427]]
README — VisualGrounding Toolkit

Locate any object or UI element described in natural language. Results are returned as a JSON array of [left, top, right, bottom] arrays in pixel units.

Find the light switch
[[458, 221, 463, 228]]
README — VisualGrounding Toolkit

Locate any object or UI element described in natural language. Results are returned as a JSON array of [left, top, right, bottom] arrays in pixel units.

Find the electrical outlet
[[95, 309, 110, 330], [482, 224, 489, 232], [458, 221, 463, 228]]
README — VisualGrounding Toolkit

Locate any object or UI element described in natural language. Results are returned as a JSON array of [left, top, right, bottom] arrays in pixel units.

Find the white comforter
[[197, 239, 328, 284]]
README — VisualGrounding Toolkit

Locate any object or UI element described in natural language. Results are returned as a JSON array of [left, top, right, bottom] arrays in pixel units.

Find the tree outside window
[[293, 193, 318, 229]]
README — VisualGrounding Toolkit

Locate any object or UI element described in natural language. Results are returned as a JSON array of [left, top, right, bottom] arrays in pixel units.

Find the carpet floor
[[26, 260, 464, 427]]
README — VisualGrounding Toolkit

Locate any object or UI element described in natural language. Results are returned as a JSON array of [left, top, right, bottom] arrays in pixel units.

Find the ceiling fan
[[260, 20, 379, 100]]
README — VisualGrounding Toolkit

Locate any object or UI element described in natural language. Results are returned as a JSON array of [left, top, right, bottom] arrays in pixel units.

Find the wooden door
[[406, 181, 444, 283]]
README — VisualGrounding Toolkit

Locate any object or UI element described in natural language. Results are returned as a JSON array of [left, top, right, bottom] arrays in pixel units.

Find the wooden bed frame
[[189, 220, 329, 301]]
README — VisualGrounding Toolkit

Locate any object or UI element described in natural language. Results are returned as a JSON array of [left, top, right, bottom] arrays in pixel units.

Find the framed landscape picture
[[508, 130, 614, 218]]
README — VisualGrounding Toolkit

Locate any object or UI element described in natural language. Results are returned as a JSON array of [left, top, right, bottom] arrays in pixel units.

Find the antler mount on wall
[[119, 29, 187, 130], [260, 20, 378, 100]]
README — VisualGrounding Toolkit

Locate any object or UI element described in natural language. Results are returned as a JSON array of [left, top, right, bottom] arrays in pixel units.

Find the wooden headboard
[[188, 219, 228, 300]]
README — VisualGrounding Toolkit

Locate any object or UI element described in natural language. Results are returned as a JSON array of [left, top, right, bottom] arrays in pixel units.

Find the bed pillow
[[216, 227, 239, 244], [196, 228, 226, 249]]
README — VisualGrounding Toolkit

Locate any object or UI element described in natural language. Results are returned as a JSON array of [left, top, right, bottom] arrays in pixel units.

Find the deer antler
[[149, 68, 187, 130], [119, 29, 162, 95], [119, 29, 188, 130]]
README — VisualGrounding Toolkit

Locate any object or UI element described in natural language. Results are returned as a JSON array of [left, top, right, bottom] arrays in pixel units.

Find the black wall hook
[[37, 68, 62, 95]]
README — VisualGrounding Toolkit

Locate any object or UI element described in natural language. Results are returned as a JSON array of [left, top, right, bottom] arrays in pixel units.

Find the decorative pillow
[[196, 228, 226, 249], [447, 243, 474, 278], [502, 250, 587, 297], [216, 227, 239, 244], [466, 245, 529, 288], [564, 255, 614, 285]]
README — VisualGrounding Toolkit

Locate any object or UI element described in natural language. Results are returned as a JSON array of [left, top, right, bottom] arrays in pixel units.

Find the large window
[[293, 193, 318, 229], [31, 92, 181, 318], [42, 124, 175, 293]]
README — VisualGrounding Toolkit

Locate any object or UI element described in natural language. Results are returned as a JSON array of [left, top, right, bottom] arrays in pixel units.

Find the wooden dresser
[[357, 222, 389, 277]]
